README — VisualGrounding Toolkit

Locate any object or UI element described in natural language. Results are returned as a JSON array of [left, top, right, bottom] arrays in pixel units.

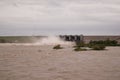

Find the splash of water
[[35, 36, 72, 45], [1, 36, 73, 46]]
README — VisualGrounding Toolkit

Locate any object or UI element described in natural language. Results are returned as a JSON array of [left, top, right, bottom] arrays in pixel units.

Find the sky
[[0, 0, 120, 36]]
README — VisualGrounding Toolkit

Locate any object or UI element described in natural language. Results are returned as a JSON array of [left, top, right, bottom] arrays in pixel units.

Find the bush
[[74, 41, 87, 51], [89, 39, 119, 46], [75, 41, 85, 47], [91, 44, 106, 50], [0, 39, 6, 43], [53, 44, 63, 49], [74, 47, 87, 51]]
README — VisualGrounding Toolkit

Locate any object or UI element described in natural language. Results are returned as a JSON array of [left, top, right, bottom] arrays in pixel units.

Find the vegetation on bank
[[74, 41, 87, 51], [74, 42, 105, 51], [74, 47, 87, 51], [74, 39, 120, 51], [53, 44, 63, 50], [88, 39, 120, 47], [90, 44, 106, 50], [0, 36, 34, 43]]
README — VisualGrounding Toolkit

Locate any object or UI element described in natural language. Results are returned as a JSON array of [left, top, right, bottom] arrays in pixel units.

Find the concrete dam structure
[[59, 35, 120, 44], [59, 35, 84, 42]]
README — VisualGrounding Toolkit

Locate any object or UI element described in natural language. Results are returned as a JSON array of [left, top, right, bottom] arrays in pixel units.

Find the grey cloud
[[0, 0, 120, 35]]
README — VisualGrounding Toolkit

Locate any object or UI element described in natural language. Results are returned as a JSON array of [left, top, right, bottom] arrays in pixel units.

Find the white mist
[[35, 36, 73, 45]]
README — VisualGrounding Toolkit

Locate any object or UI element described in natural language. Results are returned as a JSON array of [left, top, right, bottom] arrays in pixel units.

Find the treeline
[[89, 39, 120, 46]]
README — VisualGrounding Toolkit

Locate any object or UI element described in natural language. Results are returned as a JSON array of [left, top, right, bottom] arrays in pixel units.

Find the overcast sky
[[0, 0, 120, 36]]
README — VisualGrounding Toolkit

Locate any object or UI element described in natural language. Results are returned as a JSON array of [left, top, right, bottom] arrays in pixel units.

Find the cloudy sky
[[0, 0, 120, 36]]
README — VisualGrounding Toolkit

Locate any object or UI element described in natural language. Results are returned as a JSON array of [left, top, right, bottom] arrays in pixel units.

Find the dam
[[59, 35, 84, 42], [59, 35, 120, 44]]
